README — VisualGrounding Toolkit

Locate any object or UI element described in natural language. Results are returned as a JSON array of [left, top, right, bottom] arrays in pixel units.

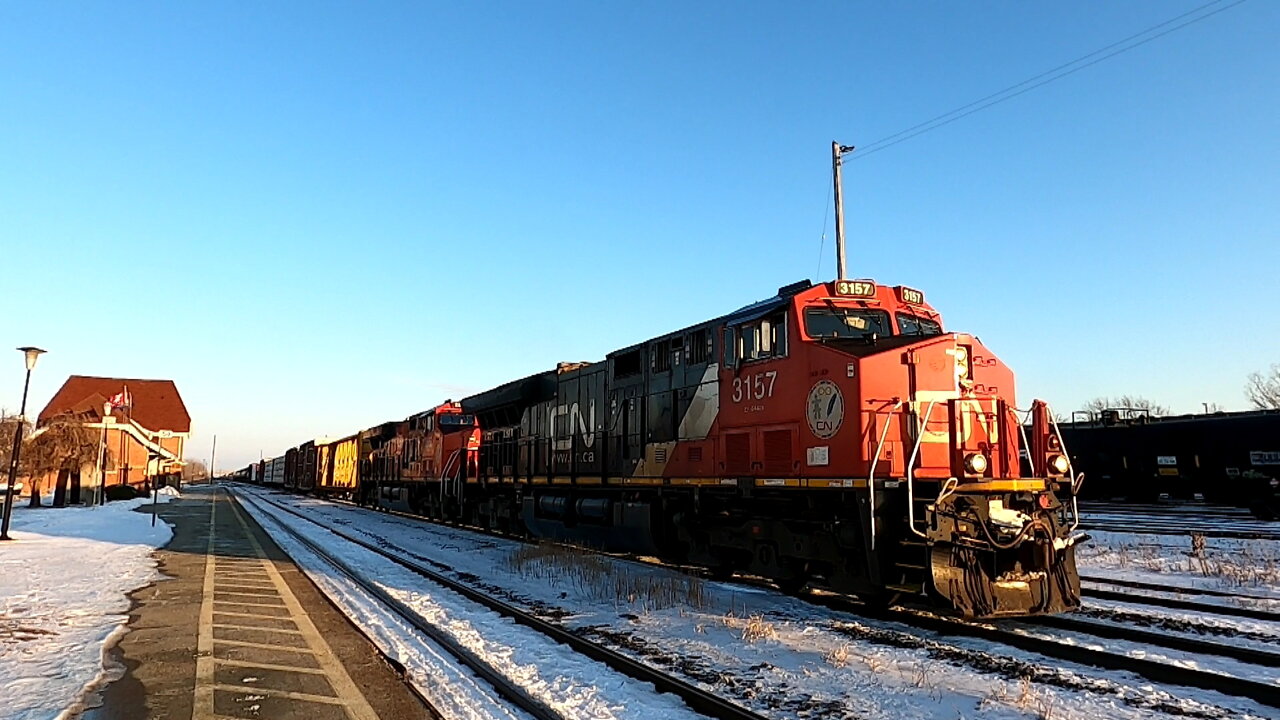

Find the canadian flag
[[109, 388, 132, 409]]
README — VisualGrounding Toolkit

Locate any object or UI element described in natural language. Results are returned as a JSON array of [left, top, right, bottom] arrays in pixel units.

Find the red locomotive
[[245, 269, 1083, 618], [309, 278, 1082, 618], [365, 401, 481, 515]]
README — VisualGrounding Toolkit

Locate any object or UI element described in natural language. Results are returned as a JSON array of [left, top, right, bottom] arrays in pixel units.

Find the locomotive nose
[[928, 501, 1084, 618]]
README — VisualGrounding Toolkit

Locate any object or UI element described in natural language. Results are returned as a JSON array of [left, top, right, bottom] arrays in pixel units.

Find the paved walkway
[[88, 486, 432, 720]]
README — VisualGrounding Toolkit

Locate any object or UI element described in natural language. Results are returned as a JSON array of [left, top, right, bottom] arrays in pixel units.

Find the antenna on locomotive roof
[[831, 141, 855, 281]]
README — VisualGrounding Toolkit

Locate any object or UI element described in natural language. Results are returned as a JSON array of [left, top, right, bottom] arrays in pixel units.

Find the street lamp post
[[2, 347, 47, 541]]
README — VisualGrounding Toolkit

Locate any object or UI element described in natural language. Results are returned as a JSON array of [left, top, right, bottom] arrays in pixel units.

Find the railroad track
[[316, 488, 1280, 625], [230, 486, 770, 720], [1079, 504, 1280, 540], [240, 486, 1280, 713], [790, 590, 1280, 710], [1081, 575, 1280, 622], [1079, 521, 1280, 540]]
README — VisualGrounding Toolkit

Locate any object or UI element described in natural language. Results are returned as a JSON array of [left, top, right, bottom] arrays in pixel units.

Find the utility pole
[[209, 434, 217, 485], [831, 141, 855, 281]]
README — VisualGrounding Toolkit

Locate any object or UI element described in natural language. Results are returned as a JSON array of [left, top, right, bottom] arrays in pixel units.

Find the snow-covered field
[[0, 492, 175, 720], [1078, 527, 1280, 607], [1080, 502, 1280, 540], [236, 486, 1278, 720]]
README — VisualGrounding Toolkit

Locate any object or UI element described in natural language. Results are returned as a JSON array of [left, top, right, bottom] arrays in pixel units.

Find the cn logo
[[549, 401, 596, 451], [806, 380, 844, 439]]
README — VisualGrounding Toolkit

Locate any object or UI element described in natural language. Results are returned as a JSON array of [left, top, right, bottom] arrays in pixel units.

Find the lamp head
[[17, 347, 46, 371]]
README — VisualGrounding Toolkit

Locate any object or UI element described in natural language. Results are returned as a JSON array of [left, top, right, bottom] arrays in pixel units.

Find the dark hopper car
[[1058, 409, 1280, 518]]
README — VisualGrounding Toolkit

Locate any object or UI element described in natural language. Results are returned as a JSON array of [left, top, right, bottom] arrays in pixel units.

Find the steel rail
[[802, 587, 1280, 710], [1083, 585, 1280, 623], [230, 488, 562, 720], [1082, 574, 1280, 604], [1024, 614, 1280, 667], [234, 487, 773, 720], [867, 606, 1280, 709], [1078, 521, 1280, 541]]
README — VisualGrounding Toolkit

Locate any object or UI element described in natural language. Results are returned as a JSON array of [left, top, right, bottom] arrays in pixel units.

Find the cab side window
[[737, 312, 787, 363]]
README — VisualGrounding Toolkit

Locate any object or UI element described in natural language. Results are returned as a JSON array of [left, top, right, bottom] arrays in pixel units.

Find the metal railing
[[866, 400, 903, 549], [905, 400, 938, 539]]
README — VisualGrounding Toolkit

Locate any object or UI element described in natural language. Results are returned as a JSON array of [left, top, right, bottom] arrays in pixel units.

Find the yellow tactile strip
[[192, 489, 381, 720]]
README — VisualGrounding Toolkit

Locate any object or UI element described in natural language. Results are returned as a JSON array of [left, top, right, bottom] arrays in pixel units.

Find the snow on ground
[[236, 493, 530, 720], [1077, 595, 1280, 657], [1078, 528, 1280, 607], [0, 493, 176, 720], [238, 487, 1274, 720], [236, 490, 699, 720]]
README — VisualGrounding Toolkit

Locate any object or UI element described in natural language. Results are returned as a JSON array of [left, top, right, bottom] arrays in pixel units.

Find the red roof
[[39, 376, 191, 433]]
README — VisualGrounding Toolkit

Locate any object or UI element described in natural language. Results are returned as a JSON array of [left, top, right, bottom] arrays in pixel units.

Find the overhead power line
[[852, 0, 1249, 161]]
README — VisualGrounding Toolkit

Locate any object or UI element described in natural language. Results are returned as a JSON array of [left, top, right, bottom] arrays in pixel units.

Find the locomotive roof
[[461, 368, 558, 414]]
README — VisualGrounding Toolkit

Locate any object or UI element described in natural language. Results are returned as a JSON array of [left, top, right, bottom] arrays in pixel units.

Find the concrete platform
[[87, 486, 434, 720]]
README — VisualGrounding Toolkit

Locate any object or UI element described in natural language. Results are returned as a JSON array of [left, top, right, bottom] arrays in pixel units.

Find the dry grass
[[980, 677, 1060, 718], [502, 541, 707, 611], [1178, 533, 1280, 586], [823, 643, 851, 668], [1084, 531, 1280, 589], [717, 611, 778, 643], [741, 614, 777, 643]]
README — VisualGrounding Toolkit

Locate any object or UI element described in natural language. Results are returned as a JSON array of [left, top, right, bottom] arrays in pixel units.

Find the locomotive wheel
[[773, 574, 808, 595]]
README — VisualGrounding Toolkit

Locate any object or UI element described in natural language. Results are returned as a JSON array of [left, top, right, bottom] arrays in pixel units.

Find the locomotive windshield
[[897, 313, 943, 336], [437, 414, 475, 429], [804, 308, 892, 340]]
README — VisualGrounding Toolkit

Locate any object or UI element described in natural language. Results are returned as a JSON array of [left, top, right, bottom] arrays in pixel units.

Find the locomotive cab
[[740, 279, 1083, 617]]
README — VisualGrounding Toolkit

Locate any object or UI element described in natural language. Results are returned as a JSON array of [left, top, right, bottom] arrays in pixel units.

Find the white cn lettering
[[551, 401, 596, 450], [573, 401, 596, 449]]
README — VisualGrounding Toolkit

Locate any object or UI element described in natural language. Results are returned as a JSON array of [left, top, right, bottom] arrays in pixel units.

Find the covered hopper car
[[1059, 409, 1280, 518]]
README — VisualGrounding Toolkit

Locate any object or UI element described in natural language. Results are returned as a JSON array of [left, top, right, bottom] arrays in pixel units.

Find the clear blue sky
[[3, 2, 1276, 470]]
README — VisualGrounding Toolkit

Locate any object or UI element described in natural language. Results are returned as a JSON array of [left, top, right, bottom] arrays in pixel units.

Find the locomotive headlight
[[1048, 454, 1070, 475], [964, 453, 988, 475], [954, 347, 969, 379]]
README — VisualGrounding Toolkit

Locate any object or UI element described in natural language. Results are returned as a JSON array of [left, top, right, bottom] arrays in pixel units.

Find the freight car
[[341, 278, 1083, 619], [1059, 409, 1280, 518], [264, 456, 285, 487], [316, 434, 360, 498], [245, 459, 266, 485]]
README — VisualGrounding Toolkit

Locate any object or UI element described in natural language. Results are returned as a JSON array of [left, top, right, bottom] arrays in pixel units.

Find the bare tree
[[182, 459, 207, 484], [1246, 364, 1280, 410], [26, 413, 104, 507], [0, 413, 33, 480], [1081, 395, 1170, 418]]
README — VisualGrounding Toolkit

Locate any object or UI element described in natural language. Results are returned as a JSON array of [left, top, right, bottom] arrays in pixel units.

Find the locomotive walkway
[[87, 486, 432, 720]]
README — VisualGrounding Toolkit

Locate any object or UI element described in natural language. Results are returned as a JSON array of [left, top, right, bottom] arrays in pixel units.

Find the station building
[[35, 375, 191, 499]]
